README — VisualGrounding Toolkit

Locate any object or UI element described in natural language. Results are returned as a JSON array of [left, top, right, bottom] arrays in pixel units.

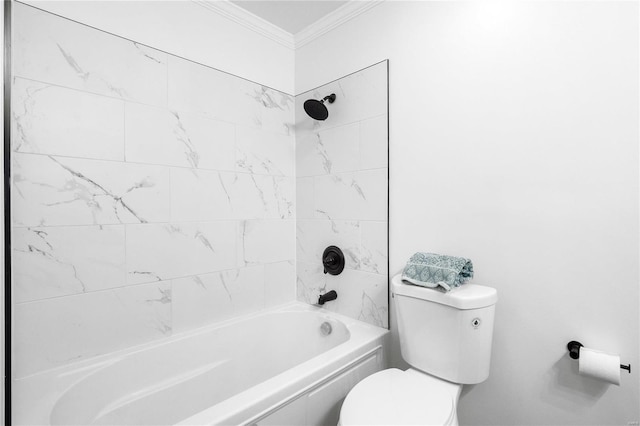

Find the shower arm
[[322, 94, 336, 104]]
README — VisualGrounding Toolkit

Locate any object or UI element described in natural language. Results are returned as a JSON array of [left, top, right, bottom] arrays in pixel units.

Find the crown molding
[[294, 0, 384, 48], [193, 0, 384, 50], [193, 0, 295, 49]]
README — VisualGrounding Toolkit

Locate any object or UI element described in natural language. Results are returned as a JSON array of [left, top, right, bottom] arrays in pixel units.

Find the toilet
[[339, 274, 498, 425]]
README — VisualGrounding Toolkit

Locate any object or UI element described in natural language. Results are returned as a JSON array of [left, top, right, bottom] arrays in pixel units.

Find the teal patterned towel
[[401, 252, 474, 291]]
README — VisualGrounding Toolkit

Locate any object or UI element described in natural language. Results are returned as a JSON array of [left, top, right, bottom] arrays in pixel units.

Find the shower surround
[[295, 62, 389, 328], [10, 3, 388, 380], [12, 3, 295, 378]]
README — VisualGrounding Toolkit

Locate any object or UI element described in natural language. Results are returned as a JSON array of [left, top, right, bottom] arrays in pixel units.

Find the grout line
[[297, 166, 390, 178], [10, 150, 297, 177], [13, 75, 164, 109], [13, 75, 294, 137], [11, 218, 298, 230], [14, 259, 297, 307]]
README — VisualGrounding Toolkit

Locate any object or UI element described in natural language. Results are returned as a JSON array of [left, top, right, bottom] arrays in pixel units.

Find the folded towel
[[401, 252, 474, 291]]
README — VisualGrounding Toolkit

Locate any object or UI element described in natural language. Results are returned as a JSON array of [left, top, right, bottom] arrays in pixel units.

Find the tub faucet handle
[[323, 254, 337, 272], [322, 246, 345, 275]]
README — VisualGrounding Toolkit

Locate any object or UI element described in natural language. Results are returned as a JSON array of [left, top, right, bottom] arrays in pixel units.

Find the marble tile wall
[[294, 62, 389, 328], [11, 3, 295, 378]]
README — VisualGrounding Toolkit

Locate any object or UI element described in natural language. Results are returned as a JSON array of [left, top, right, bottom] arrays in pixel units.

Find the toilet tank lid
[[392, 274, 497, 309]]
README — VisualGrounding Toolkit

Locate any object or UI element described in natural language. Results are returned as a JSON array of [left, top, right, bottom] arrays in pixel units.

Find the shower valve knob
[[322, 246, 345, 275]]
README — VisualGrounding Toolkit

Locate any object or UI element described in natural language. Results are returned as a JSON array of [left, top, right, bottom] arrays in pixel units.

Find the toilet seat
[[339, 368, 458, 426]]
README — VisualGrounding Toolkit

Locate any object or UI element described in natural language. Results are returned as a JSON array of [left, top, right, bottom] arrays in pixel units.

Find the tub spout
[[318, 290, 338, 305]]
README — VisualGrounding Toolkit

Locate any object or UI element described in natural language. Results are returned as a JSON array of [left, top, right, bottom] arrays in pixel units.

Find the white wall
[[296, 2, 639, 425], [23, 0, 294, 94]]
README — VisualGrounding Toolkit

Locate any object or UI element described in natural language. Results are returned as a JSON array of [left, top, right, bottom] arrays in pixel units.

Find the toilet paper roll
[[578, 347, 621, 385]]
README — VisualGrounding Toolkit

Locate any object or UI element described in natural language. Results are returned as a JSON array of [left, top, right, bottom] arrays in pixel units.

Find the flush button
[[471, 318, 481, 329]]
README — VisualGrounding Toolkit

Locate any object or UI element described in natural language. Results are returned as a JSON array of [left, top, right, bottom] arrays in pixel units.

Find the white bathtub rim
[[13, 302, 315, 425], [176, 309, 388, 425], [14, 301, 387, 426], [181, 344, 385, 426], [17, 301, 365, 381]]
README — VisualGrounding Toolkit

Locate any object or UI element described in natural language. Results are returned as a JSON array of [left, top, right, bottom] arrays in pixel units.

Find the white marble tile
[[236, 125, 294, 176], [172, 266, 264, 332], [170, 168, 234, 222], [172, 275, 233, 333], [14, 281, 171, 378], [335, 61, 388, 124], [297, 219, 387, 275], [295, 221, 316, 265], [296, 261, 333, 310], [295, 61, 388, 132], [296, 124, 360, 177], [317, 123, 361, 173], [238, 220, 295, 266], [12, 153, 170, 226], [226, 266, 267, 316], [296, 218, 386, 276], [296, 177, 315, 220], [355, 169, 388, 221], [314, 174, 360, 220], [296, 132, 327, 177], [168, 57, 293, 134], [314, 169, 387, 221], [125, 103, 235, 170], [335, 269, 388, 328], [265, 260, 296, 308], [167, 56, 261, 128], [259, 87, 295, 136], [13, 225, 126, 303], [296, 226, 388, 327], [359, 221, 388, 276], [265, 176, 295, 219], [296, 220, 360, 269], [360, 115, 388, 170], [223, 173, 268, 220], [12, 78, 125, 160], [222, 174, 294, 220], [126, 222, 237, 284], [294, 62, 388, 328], [13, 3, 167, 106]]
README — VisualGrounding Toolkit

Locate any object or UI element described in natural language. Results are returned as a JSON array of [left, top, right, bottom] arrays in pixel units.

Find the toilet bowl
[[339, 368, 461, 426], [339, 274, 497, 426]]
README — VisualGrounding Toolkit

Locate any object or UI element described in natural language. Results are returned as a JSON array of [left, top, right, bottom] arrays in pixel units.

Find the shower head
[[303, 93, 336, 121]]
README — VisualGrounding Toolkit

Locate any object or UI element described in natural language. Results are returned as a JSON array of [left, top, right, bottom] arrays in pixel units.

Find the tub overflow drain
[[320, 322, 332, 336]]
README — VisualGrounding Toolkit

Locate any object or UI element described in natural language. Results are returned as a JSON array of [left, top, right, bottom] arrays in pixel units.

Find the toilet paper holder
[[567, 341, 631, 373]]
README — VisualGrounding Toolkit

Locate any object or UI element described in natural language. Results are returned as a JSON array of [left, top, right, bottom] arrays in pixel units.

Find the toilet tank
[[391, 274, 497, 384]]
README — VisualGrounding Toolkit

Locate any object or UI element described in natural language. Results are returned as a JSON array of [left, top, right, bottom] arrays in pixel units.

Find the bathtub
[[14, 302, 389, 425]]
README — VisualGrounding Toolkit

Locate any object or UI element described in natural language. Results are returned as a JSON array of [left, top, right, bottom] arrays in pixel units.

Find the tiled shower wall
[[11, 4, 295, 378], [295, 62, 389, 327]]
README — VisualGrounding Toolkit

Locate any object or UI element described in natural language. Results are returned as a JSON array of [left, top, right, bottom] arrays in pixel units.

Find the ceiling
[[229, 0, 349, 34]]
